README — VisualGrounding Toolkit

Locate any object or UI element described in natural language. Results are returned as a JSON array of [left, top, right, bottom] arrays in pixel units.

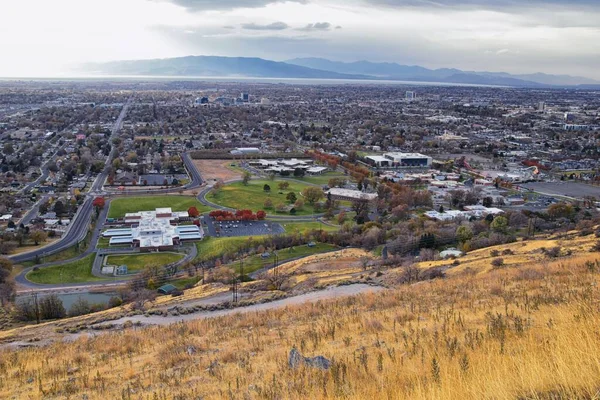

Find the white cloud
[[0, 0, 598, 79]]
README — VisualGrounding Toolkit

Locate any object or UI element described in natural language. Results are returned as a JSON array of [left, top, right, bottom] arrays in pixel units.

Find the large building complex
[[102, 208, 204, 251], [366, 152, 432, 168]]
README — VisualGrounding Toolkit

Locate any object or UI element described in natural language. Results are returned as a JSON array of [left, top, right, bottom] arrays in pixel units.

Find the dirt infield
[[192, 159, 242, 182]]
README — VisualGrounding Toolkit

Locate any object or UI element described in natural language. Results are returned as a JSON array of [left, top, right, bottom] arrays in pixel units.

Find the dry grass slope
[[2, 235, 600, 398]]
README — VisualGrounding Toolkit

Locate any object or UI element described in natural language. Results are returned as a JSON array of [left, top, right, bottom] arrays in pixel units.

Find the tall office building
[[405, 91, 416, 100], [538, 101, 545, 112]]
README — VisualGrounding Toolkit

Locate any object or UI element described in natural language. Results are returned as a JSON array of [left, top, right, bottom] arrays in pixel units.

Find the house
[[114, 172, 137, 185], [157, 284, 177, 295]]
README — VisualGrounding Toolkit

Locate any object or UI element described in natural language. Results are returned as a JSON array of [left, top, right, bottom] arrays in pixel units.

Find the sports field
[[108, 196, 211, 218], [207, 180, 323, 215]]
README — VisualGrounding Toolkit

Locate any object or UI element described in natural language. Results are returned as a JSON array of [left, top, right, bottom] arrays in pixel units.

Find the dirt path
[[1, 284, 384, 349], [94, 284, 383, 327]]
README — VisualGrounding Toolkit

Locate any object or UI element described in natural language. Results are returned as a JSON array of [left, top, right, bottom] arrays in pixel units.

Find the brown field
[[3, 235, 600, 398], [193, 159, 243, 182]]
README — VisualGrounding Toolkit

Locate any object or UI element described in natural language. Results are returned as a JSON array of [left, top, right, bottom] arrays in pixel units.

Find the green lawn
[[20, 231, 92, 268], [280, 221, 340, 234], [194, 236, 266, 262], [207, 180, 322, 215], [108, 196, 211, 218], [26, 253, 107, 284], [297, 172, 351, 186], [105, 252, 185, 272], [228, 243, 338, 275]]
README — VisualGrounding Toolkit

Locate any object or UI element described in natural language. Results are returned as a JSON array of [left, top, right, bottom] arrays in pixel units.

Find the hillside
[[287, 57, 600, 87], [81, 56, 369, 79], [2, 231, 600, 398], [80, 55, 600, 87]]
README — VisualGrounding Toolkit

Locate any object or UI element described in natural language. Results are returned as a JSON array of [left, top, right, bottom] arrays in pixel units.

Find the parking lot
[[203, 216, 285, 237], [522, 182, 600, 199]]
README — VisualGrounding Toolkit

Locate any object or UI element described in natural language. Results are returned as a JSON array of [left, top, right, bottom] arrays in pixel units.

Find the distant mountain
[[287, 57, 599, 87], [80, 55, 599, 87], [81, 56, 369, 80]]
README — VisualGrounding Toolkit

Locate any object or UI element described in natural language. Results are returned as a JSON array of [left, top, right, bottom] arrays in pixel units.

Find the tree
[[263, 184, 271, 192], [39, 294, 66, 320], [68, 297, 91, 317], [264, 198, 274, 209], [212, 180, 224, 195], [30, 230, 47, 246], [419, 233, 436, 249], [53, 200, 65, 217], [92, 197, 105, 217], [256, 210, 267, 220], [294, 199, 305, 210], [302, 187, 324, 204], [352, 199, 370, 224], [242, 171, 251, 185], [547, 202, 574, 220], [482, 196, 494, 208], [286, 192, 297, 204], [490, 215, 508, 233], [278, 181, 290, 191], [188, 206, 200, 218], [456, 225, 473, 243], [0, 257, 15, 306], [3, 143, 14, 155]]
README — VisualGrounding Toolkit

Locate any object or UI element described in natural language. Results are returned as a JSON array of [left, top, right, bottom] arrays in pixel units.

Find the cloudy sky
[[1, 0, 599, 79]]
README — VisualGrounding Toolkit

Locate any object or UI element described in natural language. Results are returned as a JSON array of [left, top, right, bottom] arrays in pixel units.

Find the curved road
[[12, 145, 336, 291]]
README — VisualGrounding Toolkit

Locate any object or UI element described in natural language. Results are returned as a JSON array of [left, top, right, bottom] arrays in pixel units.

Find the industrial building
[[102, 208, 204, 251]]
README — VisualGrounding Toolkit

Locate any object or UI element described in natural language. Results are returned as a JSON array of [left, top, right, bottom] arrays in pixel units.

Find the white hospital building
[[102, 208, 204, 251]]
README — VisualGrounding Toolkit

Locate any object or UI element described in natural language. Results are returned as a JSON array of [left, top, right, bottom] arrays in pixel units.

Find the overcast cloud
[[241, 21, 289, 30], [0, 0, 598, 79]]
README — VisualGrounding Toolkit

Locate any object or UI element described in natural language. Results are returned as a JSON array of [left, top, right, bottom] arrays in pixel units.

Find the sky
[[1, 0, 599, 79]]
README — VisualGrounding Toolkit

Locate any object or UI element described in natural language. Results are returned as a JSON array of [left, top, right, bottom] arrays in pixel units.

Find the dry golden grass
[[1, 233, 600, 398]]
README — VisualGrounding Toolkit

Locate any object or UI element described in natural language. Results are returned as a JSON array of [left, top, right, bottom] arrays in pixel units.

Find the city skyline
[[1, 0, 599, 79]]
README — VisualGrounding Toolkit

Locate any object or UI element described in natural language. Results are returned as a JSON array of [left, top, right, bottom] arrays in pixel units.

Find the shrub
[[108, 296, 123, 308], [491, 258, 504, 268], [542, 246, 562, 258], [490, 249, 500, 257]]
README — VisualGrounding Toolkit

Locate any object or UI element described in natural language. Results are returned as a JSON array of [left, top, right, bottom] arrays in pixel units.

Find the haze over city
[[2, 0, 600, 79]]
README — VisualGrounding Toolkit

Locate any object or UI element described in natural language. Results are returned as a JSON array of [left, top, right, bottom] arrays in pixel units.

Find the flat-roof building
[[383, 152, 432, 168], [365, 155, 391, 168], [102, 208, 203, 251], [326, 188, 378, 202]]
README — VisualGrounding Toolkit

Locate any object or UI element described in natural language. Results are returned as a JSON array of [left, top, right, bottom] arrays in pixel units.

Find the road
[[9, 99, 132, 264]]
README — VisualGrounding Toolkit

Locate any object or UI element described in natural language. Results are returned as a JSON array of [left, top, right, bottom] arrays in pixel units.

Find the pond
[[16, 292, 118, 310]]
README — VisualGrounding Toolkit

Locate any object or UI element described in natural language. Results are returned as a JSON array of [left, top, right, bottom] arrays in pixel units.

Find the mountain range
[[81, 55, 600, 88]]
